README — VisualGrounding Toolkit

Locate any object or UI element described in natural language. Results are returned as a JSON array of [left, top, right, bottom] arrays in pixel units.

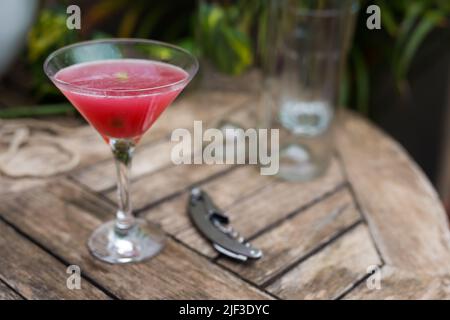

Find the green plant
[[0, 103, 73, 118], [345, 0, 450, 113], [27, 8, 78, 99], [195, 1, 255, 75], [17, 0, 450, 118], [83, 0, 194, 40], [26, 1, 196, 101]]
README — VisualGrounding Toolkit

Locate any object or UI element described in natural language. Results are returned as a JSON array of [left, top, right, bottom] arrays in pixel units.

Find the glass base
[[88, 219, 165, 264], [277, 144, 330, 182]]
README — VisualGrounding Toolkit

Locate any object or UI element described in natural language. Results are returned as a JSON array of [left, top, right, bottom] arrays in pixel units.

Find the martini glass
[[44, 39, 198, 264]]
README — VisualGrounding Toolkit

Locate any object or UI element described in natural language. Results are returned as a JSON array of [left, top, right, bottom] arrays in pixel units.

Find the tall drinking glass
[[44, 39, 198, 263], [259, 0, 358, 181]]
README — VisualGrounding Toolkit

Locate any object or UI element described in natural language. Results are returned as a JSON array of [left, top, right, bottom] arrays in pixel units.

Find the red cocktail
[[44, 39, 198, 264], [55, 59, 188, 142]]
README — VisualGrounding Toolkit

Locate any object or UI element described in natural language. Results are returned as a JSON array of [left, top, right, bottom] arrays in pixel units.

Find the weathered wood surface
[[0, 180, 268, 299], [267, 224, 381, 300], [345, 266, 450, 300], [335, 111, 450, 275], [0, 218, 109, 300], [0, 281, 23, 300], [0, 91, 450, 299], [218, 188, 362, 286]]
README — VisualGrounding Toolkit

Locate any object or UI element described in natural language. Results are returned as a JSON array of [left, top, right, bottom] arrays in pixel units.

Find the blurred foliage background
[[12, 0, 449, 113], [1, 0, 450, 191]]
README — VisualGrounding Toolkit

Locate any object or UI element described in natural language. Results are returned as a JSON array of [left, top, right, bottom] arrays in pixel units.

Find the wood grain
[[142, 165, 276, 258], [177, 158, 344, 258], [336, 111, 450, 275], [0, 91, 249, 195], [105, 161, 232, 212], [344, 266, 450, 300], [0, 220, 109, 300], [2, 89, 450, 299], [71, 139, 174, 192], [216, 158, 345, 239], [219, 188, 362, 285], [0, 281, 22, 300], [0, 175, 49, 196], [0, 180, 270, 299], [267, 224, 381, 299], [142, 158, 344, 260]]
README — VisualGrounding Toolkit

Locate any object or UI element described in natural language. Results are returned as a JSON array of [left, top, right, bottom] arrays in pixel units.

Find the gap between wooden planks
[[335, 110, 450, 276], [1, 90, 450, 298]]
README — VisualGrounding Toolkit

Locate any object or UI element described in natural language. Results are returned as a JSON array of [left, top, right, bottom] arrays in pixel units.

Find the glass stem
[[110, 139, 135, 234]]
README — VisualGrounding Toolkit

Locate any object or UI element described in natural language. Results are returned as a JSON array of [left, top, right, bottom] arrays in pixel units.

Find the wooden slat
[[142, 158, 344, 259], [71, 139, 174, 192], [0, 281, 22, 300], [0, 176, 49, 196], [143, 165, 275, 257], [182, 158, 344, 258], [3, 90, 450, 300], [267, 224, 381, 299], [219, 188, 361, 286], [60, 126, 110, 167], [0, 180, 269, 299], [0, 220, 109, 300], [212, 158, 345, 240], [336, 111, 450, 275], [46, 178, 117, 222], [344, 266, 450, 299], [105, 162, 232, 212]]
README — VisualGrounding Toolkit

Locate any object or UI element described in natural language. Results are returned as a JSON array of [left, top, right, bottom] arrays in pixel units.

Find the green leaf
[[394, 2, 425, 57], [176, 38, 198, 56], [118, 6, 142, 37], [91, 31, 113, 39], [197, 3, 225, 58], [207, 5, 224, 30], [378, 0, 399, 37], [0, 104, 74, 119], [27, 10, 71, 62], [395, 10, 445, 82], [222, 27, 253, 73], [196, 2, 253, 75]]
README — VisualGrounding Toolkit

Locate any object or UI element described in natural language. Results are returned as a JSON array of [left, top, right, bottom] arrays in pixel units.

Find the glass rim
[[43, 38, 199, 94]]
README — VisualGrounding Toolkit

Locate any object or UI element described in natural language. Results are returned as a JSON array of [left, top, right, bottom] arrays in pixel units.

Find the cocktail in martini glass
[[44, 39, 198, 264]]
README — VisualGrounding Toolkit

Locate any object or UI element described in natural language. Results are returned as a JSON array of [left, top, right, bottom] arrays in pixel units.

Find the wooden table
[[1, 90, 450, 300]]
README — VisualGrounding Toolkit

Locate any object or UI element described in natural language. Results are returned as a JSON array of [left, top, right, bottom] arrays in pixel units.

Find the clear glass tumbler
[[259, 0, 358, 181]]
